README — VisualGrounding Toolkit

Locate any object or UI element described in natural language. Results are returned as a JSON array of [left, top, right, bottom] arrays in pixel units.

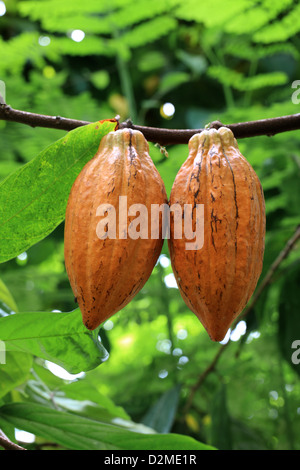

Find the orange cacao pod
[[168, 127, 266, 342], [64, 128, 168, 330]]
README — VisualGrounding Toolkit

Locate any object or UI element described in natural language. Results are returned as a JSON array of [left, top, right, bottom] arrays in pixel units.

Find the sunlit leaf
[[210, 384, 232, 450], [207, 66, 288, 91]]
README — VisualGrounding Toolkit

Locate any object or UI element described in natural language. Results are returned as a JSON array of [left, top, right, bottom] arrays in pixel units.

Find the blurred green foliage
[[0, 0, 300, 451]]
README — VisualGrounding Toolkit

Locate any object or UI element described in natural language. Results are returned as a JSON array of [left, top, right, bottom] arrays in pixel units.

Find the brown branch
[[121, 114, 300, 145], [237, 225, 300, 324], [182, 225, 300, 417], [0, 430, 26, 451], [1, 104, 300, 145]]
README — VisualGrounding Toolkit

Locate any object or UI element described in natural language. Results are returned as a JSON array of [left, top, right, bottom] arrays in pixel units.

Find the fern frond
[[106, 0, 180, 31], [46, 36, 117, 58], [19, 0, 180, 34], [224, 7, 274, 35]]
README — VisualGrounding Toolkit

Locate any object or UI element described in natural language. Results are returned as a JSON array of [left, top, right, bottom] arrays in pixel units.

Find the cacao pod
[[64, 128, 168, 330], [168, 127, 266, 342]]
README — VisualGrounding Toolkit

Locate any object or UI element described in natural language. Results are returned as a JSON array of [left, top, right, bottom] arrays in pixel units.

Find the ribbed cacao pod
[[64, 128, 168, 330], [168, 127, 266, 342]]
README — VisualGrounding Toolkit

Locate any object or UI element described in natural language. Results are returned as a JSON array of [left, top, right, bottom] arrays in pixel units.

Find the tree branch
[[182, 225, 300, 417], [237, 225, 300, 325], [1, 104, 300, 145], [121, 114, 300, 145]]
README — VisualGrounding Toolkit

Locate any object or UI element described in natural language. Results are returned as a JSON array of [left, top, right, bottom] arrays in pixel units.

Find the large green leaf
[[0, 309, 108, 374], [0, 119, 117, 264], [0, 402, 215, 450]]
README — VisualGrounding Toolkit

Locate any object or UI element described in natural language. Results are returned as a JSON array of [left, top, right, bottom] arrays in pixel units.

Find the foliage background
[[0, 0, 300, 450]]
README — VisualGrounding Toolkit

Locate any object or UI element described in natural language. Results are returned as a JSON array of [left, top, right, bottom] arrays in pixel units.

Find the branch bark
[[1, 104, 300, 145]]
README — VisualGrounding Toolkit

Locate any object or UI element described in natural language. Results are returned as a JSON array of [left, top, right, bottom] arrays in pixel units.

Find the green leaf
[[0, 309, 108, 374], [0, 279, 18, 313], [138, 51, 167, 72], [207, 65, 288, 91], [141, 384, 181, 433], [0, 402, 215, 450], [90, 70, 110, 89], [24, 379, 133, 424], [25, 379, 160, 437], [254, 3, 300, 43], [159, 71, 191, 94], [282, 165, 300, 216], [0, 120, 117, 264], [224, 40, 299, 61], [47, 35, 116, 57], [0, 32, 42, 76], [176, 50, 207, 76], [175, 0, 249, 27], [59, 379, 131, 422], [121, 16, 177, 48]]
